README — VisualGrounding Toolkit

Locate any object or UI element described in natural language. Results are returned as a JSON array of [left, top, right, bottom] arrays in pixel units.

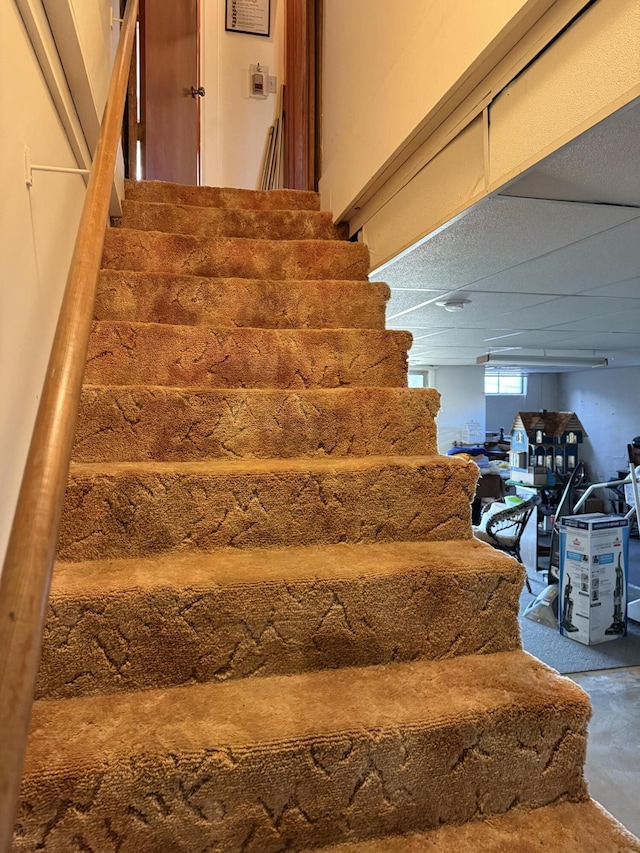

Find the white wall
[[42, 0, 118, 150], [0, 0, 135, 569], [201, 0, 284, 189], [0, 1, 89, 566], [485, 373, 560, 435], [41, 0, 124, 211], [434, 366, 486, 453], [320, 0, 549, 218], [558, 367, 640, 484], [68, 0, 113, 111]]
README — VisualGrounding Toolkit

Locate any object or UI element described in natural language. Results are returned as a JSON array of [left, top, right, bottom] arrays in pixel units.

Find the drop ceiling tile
[[407, 329, 520, 347], [541, 296, 640, 322], [389, 312, 506, 330], [378, 196, 637, 289], [408, 330, 451, 342], [385, 291, 456, 316], [463, 218, 640, 296], [500, 101, 640, 206], [580, 332, 640, 350], [405, 328, 582, 349], [380, 287, 446, 294], [387, 290, 556, 324], [410, 352, 482, 364], [482, 296, 640, 332], [580, 277, 640, 298], [409, 344, 485, 355], [545, 309, 640, 333], [484, 329, 586, 347]]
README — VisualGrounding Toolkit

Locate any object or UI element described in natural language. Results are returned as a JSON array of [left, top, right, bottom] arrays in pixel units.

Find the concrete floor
[[523, 530, 640, 837], [570, 666, 640, 837]]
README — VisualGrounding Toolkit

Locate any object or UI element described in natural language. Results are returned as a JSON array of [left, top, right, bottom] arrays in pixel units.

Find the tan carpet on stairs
[[13, 178, 640, 852]]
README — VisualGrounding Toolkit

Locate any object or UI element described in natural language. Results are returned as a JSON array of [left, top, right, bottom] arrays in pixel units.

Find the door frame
[[284, 0, 322, 190]]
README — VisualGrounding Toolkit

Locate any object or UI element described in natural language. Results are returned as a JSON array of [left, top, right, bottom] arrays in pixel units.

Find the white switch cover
[[268, 75, 277, 94]]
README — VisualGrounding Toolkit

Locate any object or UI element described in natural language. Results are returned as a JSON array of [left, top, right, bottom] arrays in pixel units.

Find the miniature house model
[[509, 411, 587, 485]]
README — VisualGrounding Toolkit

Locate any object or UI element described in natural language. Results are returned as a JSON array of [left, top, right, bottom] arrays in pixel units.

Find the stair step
[[72, 386, 439, 462], [304, 800, 640, 853], [102, 228, 369, 280], [57, 455, 477, 562], [95, 271, 389, 329], [125, 178, 321, 210], [120, 199, 348, 241], [38, 539, 521, 699], [102, 228, 369, 281], [85, 322, 411, 389], [18, 652, 589, 851]]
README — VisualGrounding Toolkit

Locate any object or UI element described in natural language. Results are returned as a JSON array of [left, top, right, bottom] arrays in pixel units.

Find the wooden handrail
[[0, 1, 138, 847]]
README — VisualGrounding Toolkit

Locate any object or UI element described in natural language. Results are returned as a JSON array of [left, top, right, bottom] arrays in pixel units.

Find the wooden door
[[140, 0, 200, 184], [284, 0, 321, 190]]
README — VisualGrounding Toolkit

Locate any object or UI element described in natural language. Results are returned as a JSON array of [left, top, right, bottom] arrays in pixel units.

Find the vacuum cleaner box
[[559, 514, 629, 645]]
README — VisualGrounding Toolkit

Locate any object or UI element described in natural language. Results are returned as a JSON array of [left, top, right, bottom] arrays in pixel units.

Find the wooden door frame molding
[[122, 0, 137, 179], [284, 0, 321, 190]]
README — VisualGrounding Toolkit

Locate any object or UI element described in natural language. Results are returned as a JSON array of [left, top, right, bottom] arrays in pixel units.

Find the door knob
[[191, 86, 205, 98]]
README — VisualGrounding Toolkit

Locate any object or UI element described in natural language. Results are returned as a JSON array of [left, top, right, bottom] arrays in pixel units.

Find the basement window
[[408, 372, 432, 388], [484, 372, 526, 395]]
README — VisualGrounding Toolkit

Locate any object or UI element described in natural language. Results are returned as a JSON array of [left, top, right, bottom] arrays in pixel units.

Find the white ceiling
[[375, 100, 640, 372]]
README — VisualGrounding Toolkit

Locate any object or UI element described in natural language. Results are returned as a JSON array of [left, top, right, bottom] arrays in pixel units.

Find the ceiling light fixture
[[477, 354, 608, 368], [435, 299, 467, 312]]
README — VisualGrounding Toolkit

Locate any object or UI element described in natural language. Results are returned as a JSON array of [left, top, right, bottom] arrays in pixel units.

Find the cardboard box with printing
[[559, 514, 629, 645]]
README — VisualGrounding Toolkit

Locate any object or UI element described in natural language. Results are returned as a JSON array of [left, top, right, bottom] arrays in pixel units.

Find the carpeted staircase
[[14, 181, 640, 851]]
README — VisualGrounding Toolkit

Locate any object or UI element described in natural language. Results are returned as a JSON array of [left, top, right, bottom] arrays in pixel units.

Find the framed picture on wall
[[225, 0, 271, 37]]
